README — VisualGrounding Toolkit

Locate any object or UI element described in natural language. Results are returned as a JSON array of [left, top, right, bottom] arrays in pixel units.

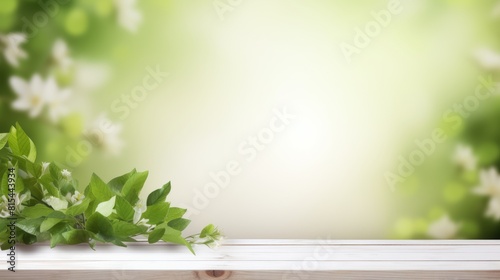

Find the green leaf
[[83, 183, 97, 218], [16, 217, 44, 235], [86, 212, 114, 241], [65, 198, 90, 216], [59, 181, 76, 196], [85, 200, 98, 219], [1, 171, 9, 197], [34, 177, 52, 197], [0, 133, 8, 150], [0, 218, 8, 230], [115, 195, 134, 222], [22, 204, 54, 218], [146, 182, 171, 206], [90, 173, 115, 202], [0, 168, 5, 194], [119, 236, 138, 242], [17, 177, 40, 200], [200, 224, 215, 238], [167, 218, 191, 231], [62, 229, 91, 245], [33, 162, 43, 178], [112, 220, 144, 238], [142, 201, 170, 225], [40, 218, 64, 232], [37, 231, 51, 242], [161, 226, 194, 254], [165, 207, 187, 223], [108, 169, 136, 193], [44, 196, 68, 211], [8, 124, 36, 162], [27, 137, 37, 163], [49, 222, 72, 248], [1, 164, 18, 197], [25, 160, 42, 178], [1, 242, 11, 251], [47, 211, 67, 219], [111, 239, 127, 247], [16, 176, 25, 193], [50, 233, 65, 248], [148, 227, 165, 243], [121, 171, 148, 205], [49, 163, 62, 181], [40, 212, 68, 233], [21, 232, 37, 245], [95, 196, 116, 217]]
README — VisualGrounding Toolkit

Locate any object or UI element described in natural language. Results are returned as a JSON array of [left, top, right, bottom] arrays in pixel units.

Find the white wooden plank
[[8, 239, 500, 271], [27, 238, 500, 246], [4, 270, 500, 280], [183, 239, 500, 245], [126, 238, 500, 245], [17, 245, 500, 261], [15, 260, 500, 271]]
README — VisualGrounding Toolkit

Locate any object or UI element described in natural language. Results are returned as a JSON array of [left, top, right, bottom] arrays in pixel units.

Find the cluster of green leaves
[[0, 124, 223, 252]]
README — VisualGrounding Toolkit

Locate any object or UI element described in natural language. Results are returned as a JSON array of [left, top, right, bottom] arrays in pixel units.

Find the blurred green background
[[1, 0, 500, 239]]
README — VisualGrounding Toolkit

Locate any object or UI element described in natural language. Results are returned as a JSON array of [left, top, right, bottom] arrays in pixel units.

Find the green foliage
[[0, 125, 223, 252], [142, 202, 170, 225], [121, 171, 148, 205], [8, 124, 36, 163], [0, 134, 8, 150], [147, 182, 171, 206]]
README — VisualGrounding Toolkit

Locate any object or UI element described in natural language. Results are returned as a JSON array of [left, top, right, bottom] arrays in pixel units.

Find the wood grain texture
[[1, 239, 499, 278], [2, 270, 500, 280]]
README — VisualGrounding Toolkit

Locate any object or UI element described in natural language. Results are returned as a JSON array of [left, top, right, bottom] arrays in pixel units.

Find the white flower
[[136, 218, 153, 232], [427, 215, 460, 239], [61, 169, 72, 179], [65, 190, 85, 206], [473, 48, 500, 70], [41, 162, 50, 175], [114, 0, 142, 33], [471, 168, 500, 220], [0, 33, 27, 67], [472, 167, 500, 198], [43, 196, 68, 211], [453, 144, 477, 171], [0, 192, 31, 218], [486, 197, 500, 220], [137, 218, 152, 228], [9, 74, 71, 122], [85, 114, 124, 155], [17, 192, 30, 212], [51, 39, 73, 73], [9, 74, 50, 117], [133, 199, 146, 224], [191, 225, 225, 248], [70, 191, 85, 205], [207, 235, 225, 249]]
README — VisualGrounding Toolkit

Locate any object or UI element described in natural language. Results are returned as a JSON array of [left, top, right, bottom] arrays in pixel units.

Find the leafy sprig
[[0, 123, 223, 253]]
